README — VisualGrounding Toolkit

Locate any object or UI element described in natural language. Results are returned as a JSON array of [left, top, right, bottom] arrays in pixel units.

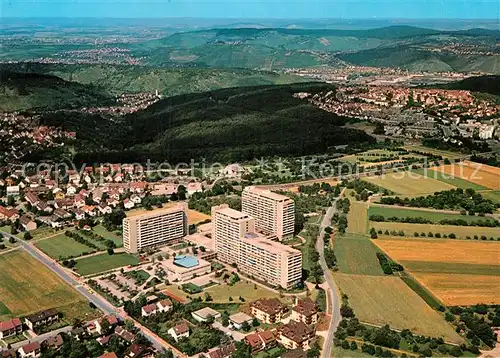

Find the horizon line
[[3, 16, 499, 20]]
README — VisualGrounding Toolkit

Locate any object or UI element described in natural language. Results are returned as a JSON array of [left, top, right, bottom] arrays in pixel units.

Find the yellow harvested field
[[369, 221, 500, 239], [187, 209, 210, 225], [334, 273, 462, 343], [373, 239, 500, 265], [374, 238, 500, 306], [364, 171, 456, 195], [414, 273, 500, 306], [347, 201, 368, 234], [432, 162, 500, 190], [0, 251, 95, 320]]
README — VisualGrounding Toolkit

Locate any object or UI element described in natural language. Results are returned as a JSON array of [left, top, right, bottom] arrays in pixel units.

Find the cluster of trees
[[78, 229, 116, 250], [102, 209, 126, 232], [345, 179, 390, 201], [470, 154, 500, 168], [369, 214, 499, 227], [188, 183, 240, 215], [370, 214, 431, 224], [422, 137, 490, 154], [449, 305, 499, 348], [379, 188, 498, 214], [298, 182, 338, 195], [87, 279, 122, 306], [64, 230, 100, 251], [376, 252, 403, 275]]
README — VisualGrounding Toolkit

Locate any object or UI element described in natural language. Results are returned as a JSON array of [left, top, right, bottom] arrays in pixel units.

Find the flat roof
[[174, 255, 199, 268], [216, 207, 251, 221], [244, 186, 293, 202], [126, 203, 185, 219], [229, 312, 253, 324], [242, 236, 301, 256], [192, 307, 221, 319]]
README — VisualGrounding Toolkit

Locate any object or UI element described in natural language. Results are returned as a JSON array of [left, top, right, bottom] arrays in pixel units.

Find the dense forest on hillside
[[41, 83, 375, 163], [0, 70, 113, 111], [0, 63, 306, 97], [438, 75, 500, 96]]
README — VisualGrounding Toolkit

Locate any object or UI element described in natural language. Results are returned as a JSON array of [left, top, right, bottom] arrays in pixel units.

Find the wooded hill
[[41, 82, 375, 164]]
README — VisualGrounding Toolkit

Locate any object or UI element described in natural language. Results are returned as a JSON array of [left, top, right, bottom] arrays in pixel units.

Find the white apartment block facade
[[212, 204, 302, 289], [242, 186, 295, 239], [123, 205, 187, 253]]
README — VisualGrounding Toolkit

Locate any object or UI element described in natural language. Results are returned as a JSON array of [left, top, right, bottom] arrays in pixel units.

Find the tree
[[252, 317, 260, 327], [350, 341, 358, 351], [221, 311, 230, 327], [7, 195, 15, 207], [100, 318, 111, 335], [107, 248, 114, 255], [24, 232, 32, 240], [241, 321, 251, 332]]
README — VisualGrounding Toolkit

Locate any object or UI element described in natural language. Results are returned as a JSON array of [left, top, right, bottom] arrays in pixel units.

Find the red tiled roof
[[20, 341, 40, 354], [251, 298, 285, 315], [173, 322, 189, 335], [0, 318, 21, 332]]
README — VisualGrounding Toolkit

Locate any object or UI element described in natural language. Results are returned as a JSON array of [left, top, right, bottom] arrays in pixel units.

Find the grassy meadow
[[0, 251, 97, 321]]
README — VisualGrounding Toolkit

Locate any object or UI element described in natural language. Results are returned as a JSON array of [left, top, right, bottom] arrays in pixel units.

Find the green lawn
[[36, 233, 98, 260], [413, 168, 488, 190], [368, 205, 494, 225], [74, 253, 140, 276], [0, 301, 11, 319], [334, 234, 384, 276], [91, 224, 123, 247]]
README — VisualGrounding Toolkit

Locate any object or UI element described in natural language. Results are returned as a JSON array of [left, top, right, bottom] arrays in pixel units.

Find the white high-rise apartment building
[[212, 204, 302, 289], [242, 186, 295, 239], [123, 204, 187, 253]]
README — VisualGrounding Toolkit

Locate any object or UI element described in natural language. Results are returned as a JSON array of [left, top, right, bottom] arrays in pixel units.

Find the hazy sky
[[1, 0, 499, 19]]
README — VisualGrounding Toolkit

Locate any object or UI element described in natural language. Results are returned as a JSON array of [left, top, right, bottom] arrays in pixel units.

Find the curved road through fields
[[315, 194, 343, 358]]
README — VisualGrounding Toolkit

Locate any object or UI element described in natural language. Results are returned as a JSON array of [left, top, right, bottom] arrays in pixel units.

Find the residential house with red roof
[[0, 318, 23, 339]]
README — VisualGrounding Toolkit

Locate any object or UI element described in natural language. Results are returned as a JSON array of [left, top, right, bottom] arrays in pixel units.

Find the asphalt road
[[0, 230, 174, 354], [315, 195, 343, 358]]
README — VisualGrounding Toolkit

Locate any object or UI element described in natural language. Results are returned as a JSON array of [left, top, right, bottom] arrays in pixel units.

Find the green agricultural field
[[334, 234, 384, 276], [401, 261, 500, 276], [368, 205, 495, 225], [91, 224, 123, 247], [0, 251, 98, 321], [482, 190, 500, 204], [333, 273, 462, 343], [74, 253, 140, 276], [369, 221, 500, 239], [36, 233, 97, 260], [412, 168, 488, 191], [0, 301, 11, 318]]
